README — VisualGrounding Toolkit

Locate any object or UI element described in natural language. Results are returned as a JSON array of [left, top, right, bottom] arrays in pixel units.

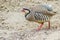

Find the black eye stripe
[[23, 8, 30, 13], [25, 13, 29, 17]]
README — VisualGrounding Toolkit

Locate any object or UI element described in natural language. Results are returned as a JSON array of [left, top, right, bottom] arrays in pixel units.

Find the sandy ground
[[0, 0, 60, 40]]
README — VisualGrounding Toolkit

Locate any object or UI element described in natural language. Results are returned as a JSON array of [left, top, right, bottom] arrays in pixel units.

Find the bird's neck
[[25, 9, 31, 17], [25, 13, 30, 17]]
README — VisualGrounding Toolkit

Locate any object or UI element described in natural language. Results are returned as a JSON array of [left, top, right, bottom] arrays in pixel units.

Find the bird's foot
[[46, 27, 50, 30], [36, 28, 41, 31]]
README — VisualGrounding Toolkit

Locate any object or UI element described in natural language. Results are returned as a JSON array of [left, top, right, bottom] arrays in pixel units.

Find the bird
[[21, 4, 56, 31]]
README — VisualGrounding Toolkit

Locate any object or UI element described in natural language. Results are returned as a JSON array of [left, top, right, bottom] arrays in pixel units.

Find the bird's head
[[21, 8, 30, 14]]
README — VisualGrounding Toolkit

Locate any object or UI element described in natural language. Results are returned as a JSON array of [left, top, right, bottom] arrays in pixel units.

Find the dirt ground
[[0, 0, 60, 40]]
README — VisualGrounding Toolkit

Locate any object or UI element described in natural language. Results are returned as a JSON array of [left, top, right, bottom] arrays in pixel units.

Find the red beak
[[21, 9, 25, 12]]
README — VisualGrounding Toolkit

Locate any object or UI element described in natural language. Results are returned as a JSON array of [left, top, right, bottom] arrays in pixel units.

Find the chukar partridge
[[21, 4, 56, 31]]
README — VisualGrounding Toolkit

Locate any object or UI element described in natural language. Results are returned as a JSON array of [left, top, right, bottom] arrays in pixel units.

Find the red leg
[[47, 21, 50, 29], [36, 23, 44, 31]]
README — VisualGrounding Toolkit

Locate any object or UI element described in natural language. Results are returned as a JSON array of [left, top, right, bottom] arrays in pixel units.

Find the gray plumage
[[24, 4, 56, 23]]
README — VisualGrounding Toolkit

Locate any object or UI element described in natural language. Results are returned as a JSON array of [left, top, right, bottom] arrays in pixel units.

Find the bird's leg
[[36, 23, 44, 31], [47, 21, 50, 29]]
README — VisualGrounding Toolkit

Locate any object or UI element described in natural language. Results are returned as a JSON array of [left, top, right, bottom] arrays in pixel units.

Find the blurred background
[[0, 0, 60, 40]]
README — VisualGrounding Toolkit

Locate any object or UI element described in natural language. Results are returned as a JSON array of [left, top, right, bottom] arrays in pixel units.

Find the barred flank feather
[[34, 12, 50, 22]]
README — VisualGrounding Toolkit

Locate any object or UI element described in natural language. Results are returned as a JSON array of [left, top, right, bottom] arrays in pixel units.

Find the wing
[[41, 10, 56, 16], [30, 5, 56, 16]]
